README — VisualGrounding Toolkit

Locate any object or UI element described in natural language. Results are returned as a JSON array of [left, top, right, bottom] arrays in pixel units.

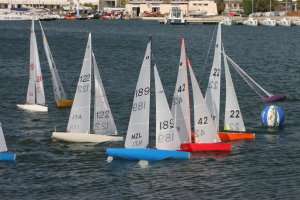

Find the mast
[[285, 0, 287, 16], [76, 0, 80, 17]]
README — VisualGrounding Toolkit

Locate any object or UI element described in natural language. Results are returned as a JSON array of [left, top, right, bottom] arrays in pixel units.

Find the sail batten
[[124, 39, 151, 149]]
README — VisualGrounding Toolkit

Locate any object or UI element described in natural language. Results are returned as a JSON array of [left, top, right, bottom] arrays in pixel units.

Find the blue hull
[[0, 153, 16, 161], [106, 148, 190, 161]]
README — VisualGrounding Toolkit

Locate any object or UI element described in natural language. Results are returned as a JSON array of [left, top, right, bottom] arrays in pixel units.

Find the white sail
[[188, 60, 220, 143], [171, 39, 191, 144], [92, 53, 118, 135], [124, 39, 151, 148], [154, 65, 181, 150], [26, 20, 37, 104], [39, 21, 67, 102], [0, 123, 7, 152], [30, 21, 46, 106], [205, 22, 222, 131], [223, 47, 245, 132], [67, 33, 92, 133]]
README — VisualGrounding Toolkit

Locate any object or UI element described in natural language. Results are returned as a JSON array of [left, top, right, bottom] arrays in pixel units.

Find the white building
[[0, 0, 116, 10], [125, 0, 218, 17], [0, 0, 70, 9]]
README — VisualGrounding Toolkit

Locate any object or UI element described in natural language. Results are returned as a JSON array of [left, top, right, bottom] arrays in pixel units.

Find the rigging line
[[201, 23, 217, 78]]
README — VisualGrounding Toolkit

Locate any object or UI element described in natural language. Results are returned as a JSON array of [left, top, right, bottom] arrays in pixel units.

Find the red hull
[[181, 143, 232, 152], [64, 17, 78, 20]]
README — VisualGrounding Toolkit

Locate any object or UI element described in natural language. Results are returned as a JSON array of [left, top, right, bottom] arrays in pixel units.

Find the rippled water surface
[[0, 20, 299, 199]]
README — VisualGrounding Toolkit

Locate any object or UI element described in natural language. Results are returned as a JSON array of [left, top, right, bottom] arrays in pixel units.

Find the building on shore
[[223, 0, 242, 15], [125, 0, 218, 17], [0, 0, 70, 10], [0, 0, 116, 10]]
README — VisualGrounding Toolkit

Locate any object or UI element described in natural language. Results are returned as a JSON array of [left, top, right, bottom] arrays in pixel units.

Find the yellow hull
[[56, 100, 73, 107]]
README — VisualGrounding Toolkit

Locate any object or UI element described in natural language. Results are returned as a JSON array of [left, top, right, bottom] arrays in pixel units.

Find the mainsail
[[26, 20, 37, 105], [223, 47, 246, 132], [188, 60, 220, 143], [67, 33, 92, 133], [171, 39, 191, 144], [124, 39, 151, 148], [205, 23, 222, 131], [39, 21, 67, 102], [92, 53, 118, 135], [154, 65, 181, 150]]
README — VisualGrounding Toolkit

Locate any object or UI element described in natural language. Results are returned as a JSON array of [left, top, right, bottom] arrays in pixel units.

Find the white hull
[[278, 18, 291, 26], [17, 104, 48, 112], [52, 132, 123, 143], [0, 14, 35, 21], [165, 7, 186, 25], [222, 18, 233, 26], [260, 18, 276, 26], [244, 18, 258, 26], [292, 20, 300, 26]]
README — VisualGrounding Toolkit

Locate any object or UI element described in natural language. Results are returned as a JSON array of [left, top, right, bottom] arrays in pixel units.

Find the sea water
[[0, 20, 299, 199]]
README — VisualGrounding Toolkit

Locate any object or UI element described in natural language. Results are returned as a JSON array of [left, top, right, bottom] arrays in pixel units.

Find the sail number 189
[[135, 87, 150, 97], [159, 119, 174, 130]]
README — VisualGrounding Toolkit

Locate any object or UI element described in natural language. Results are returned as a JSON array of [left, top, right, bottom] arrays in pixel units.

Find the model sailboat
[[52, 33, 122, 143], [171, 39, 191, 145], [106, 38, 189, 160], [218, 46, 255, 141], [205, 23, 254, 141], [170, 39, 230, 152], [181, 60, 231, 152], [39, 21, 73, 107], [17, 20, 47, 112], [0, 122, 16, 161]]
